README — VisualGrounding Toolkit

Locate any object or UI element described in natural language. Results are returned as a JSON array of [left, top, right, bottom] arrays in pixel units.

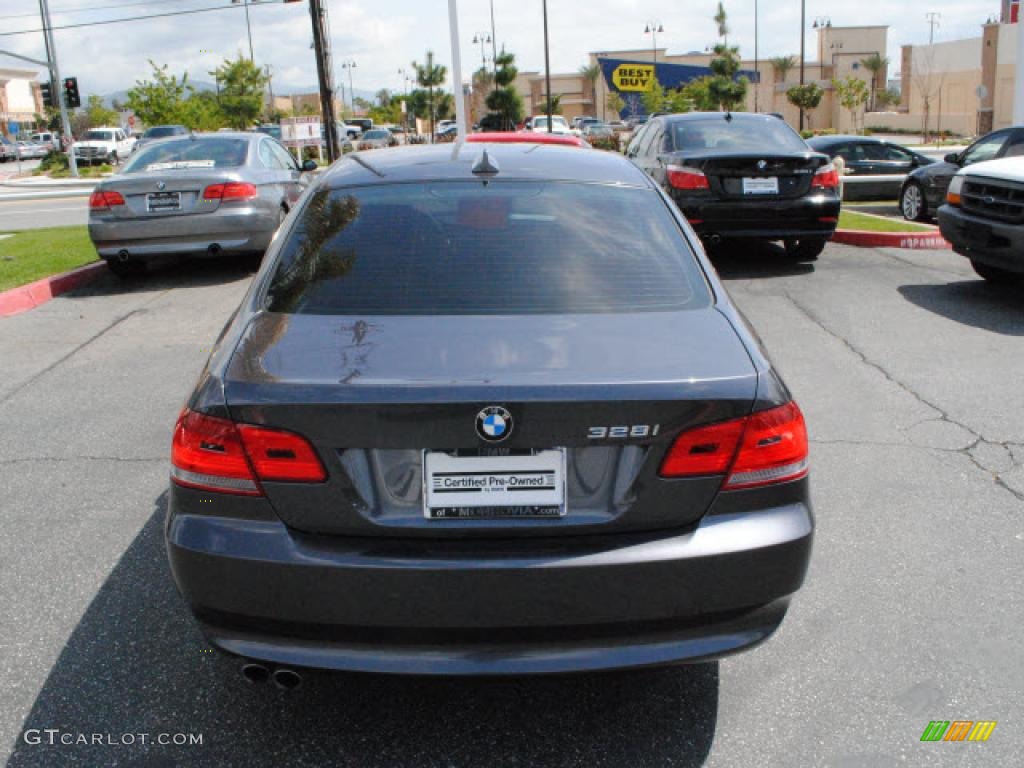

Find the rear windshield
[[266, 181, 709, 315], [671, 118, 808, 153], [121, 138, 248, 173], [144, 126, 185, 138]]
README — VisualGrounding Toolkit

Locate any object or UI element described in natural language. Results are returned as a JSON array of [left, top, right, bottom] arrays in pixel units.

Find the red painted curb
[[832, 228, 952, 250], [0, 260, 106, 318]]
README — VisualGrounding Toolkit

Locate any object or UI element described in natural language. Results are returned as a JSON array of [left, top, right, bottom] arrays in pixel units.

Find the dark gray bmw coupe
[[167, 141, 813, 681]]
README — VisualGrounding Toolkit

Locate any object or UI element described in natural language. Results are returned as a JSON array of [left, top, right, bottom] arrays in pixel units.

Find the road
[[0, 195, 88, 231], [0, 243, 1021, 767]]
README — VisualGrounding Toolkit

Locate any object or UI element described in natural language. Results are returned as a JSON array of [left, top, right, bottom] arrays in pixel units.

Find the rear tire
[[900, 182, 928, 222], [784, 237, 827, 262], [971, 259, 1021, 285], [105, 259, 145, 278]]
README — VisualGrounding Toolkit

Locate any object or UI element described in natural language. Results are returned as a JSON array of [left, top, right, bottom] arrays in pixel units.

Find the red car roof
[[466, 132, 587, 147]]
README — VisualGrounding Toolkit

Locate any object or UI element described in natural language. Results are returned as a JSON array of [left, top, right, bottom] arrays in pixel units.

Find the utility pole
[[489, 0, 498, 83], [543, 0, 552, 132], [307, 0, 339, 162], [754, 0, 759, 112], [447, 0, 467, 138], [38, 0, 77, 177], [926, 12, 941, 45]]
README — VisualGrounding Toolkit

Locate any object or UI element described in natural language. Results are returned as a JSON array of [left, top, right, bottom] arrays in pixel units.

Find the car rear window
[[121, 138, 248, 173], [671, 117, 808, 153], [144, 126, 185, 138], [266, 181, 710, 315]]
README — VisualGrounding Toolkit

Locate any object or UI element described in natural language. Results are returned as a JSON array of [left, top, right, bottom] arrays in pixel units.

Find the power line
[[0, 2, 260, 37], [0, 1, 202, 22]]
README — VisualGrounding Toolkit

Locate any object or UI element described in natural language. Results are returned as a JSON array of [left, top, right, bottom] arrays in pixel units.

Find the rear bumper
[[674, 192, 840, 241], [937, 204, 1024, 272], [89, 208, 276, 259], [167, 501, 814, 675]]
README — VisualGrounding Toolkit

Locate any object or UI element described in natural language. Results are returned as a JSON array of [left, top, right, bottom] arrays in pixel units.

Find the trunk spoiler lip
[[668, 150, 829, 168]]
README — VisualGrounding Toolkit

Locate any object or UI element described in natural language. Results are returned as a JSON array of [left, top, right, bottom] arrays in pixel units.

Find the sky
[[0, 0, 1002, 99]]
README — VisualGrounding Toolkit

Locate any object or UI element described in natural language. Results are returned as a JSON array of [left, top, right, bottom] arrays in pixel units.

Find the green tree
[[859, 53, 889, 111], [770, 55, 796, 83], [211, 55, 269, 129], [182, 90, 224, 131], [786, 83, 823, 129], [541, 93, 562, 115], [126, 60, 191, 126], [485, 47, 524, 131], [641, 79, 691, 115], [605, 91, 625, 118], [84, 95, 118, 128], [682, 76, 719, 112], [413, 50, 447, 137], [353, 96, 373, 112], [832, 75, 869, 133], [706, 5, 747, 111]]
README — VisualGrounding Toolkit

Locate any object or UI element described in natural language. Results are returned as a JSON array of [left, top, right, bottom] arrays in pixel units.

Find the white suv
[[73, 127, 135, 165]]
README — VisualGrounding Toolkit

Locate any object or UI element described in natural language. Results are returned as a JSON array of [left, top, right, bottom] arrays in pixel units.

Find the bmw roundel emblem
[[156, 180, 166, 190], [476, 406, 513, 442], [757, 159, 767, 170]]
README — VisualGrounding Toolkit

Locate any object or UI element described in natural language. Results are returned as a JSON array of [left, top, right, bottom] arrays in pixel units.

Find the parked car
[[435, 124, 459, 142], [526, 115, 572, 134], [628, 112, 840, 260], [807, 135, 934, 201], [607, 120, 630, 134], [30, 131, 59, 152], [358, 128, 398, 149], [165, 141, 813, 679], [134, 124, 189, 153], [436, 119, 456, 132], [571, 116, 599, 130], [0, 136, 15, 162], [583, 123, 615, 139], [900, 126, 1024, 221], [341, 123, 363, 139], [87, 131, 316, 277], [73, 126, 136, 165], [348, 118, 374, 134], [466, 131, 588, 148], [938, 156, 1024, 284], [16, 141, 47, 160]]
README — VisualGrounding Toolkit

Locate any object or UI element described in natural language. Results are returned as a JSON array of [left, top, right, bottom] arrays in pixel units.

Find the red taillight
[[237, 425, 327, 482], [89, 190, 125, 209], [202, 182, 258, 201], [811, 164, 840, 190], [659, 402, 809, 490], [667, 165, 710, 191], [171, 409, 326, 495]]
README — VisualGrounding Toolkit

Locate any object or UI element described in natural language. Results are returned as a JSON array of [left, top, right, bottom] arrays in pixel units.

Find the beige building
[[1, 67, 44, 137]]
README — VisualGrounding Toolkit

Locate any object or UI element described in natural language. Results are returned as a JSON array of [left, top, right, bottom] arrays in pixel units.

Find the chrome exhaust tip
[[271, 668, 302, 691], [241, 663, 270, 684]]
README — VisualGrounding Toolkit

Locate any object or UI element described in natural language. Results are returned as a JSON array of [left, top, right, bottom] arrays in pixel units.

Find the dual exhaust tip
[[115, 244, 220, 263], [241, 662, 302, 691]]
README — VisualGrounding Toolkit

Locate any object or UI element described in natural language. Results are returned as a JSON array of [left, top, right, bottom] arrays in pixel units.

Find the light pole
[[812, 16, 831, 78], [542, 0, 552, 131], [472, 32, 492, 72], [398, 67, 413, 132], [754, 1, 758, 112], [489, 0, 498, 82], [643, 20, 664, 64], [340, 60, 356, 117], [799, 0, 806, 130]]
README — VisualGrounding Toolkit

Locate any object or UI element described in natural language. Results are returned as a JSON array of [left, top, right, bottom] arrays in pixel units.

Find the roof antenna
[[471, 149, 500, 176]]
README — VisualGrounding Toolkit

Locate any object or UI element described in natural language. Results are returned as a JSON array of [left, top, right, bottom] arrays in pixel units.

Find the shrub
[[588, 135, 621, 152], [39, 150, 69, 172]]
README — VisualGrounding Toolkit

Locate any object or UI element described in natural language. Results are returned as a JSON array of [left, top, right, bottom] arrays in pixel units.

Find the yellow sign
[[612, 64, 656, 92]]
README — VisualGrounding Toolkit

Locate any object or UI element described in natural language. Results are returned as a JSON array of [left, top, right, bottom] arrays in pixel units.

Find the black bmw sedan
[[166, 142, 813, 679], [627, 112, 839, 260]]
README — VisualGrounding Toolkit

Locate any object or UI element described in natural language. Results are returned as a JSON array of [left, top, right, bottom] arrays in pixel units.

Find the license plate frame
[[742, 177, 779, 195], [146, 191, 181, 212], [422, 449, 567, 519]]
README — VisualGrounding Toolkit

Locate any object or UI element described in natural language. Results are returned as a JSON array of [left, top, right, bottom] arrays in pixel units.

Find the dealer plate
[[423, 449, 566, 519], [742, 177, 779, 195], [147, 191, 181, 212]]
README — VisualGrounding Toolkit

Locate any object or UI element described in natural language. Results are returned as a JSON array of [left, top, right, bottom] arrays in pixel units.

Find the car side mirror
[[944, 152, 961, 164], [302, 159, 318, 172]]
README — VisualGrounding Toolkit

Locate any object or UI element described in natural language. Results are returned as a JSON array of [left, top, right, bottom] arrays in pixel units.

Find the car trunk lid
[[679, 152, 828, 199]]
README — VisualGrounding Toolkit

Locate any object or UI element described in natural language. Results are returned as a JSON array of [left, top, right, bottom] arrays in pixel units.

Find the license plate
[[423, 449, 566, 519], [742, 177, 779, 195], [147, 191, 180, 212]]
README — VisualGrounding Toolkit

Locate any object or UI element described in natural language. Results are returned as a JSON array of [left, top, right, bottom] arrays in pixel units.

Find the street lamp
[[472, 32, 492, 72], [812, 16, 831, 79], [643, 20, 664, 64], [799, 0, 806, 130], [398, 67, 413, 132], [340, 60, 356, 117]]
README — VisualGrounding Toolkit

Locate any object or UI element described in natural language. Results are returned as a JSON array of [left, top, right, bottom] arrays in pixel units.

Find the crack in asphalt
[[0, 456, 166, 465], [786, 292, 1024, 503]]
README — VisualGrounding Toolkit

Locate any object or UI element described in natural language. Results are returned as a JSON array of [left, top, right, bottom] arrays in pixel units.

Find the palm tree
[[770, 55, 796, 84], [579, 63, 601, 118], [860, 53, 889, 111], [413, 50, 447, 139]]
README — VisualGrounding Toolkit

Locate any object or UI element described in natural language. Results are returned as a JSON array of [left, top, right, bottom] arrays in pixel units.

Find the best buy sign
[[612, 64, 656, 92]]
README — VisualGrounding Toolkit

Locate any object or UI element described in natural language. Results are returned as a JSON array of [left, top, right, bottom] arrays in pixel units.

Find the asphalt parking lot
[[1, 242, 1021, 767]]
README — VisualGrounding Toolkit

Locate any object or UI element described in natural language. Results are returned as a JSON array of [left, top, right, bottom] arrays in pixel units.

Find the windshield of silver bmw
[[266, 181, 709, 316]]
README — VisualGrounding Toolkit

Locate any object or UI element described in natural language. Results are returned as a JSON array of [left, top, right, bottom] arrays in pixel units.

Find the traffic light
[[40, 81, 53, 108], [63, 77, 81, 109]]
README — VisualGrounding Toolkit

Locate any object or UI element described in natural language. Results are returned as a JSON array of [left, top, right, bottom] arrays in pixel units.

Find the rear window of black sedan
[[670, 117, 808, 153], [265, 182, 710, 315]]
